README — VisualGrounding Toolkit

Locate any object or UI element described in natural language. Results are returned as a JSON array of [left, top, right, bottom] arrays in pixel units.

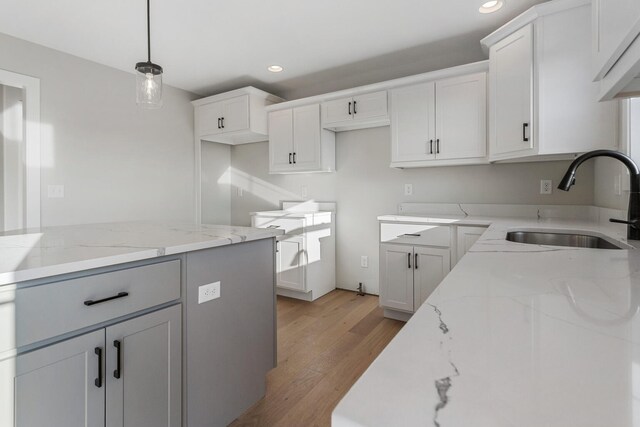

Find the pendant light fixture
[[135, 0, 163, 108]]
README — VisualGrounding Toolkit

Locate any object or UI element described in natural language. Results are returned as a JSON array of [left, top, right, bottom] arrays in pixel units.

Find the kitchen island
[[334, 207, 640, 427], [0, 221, 282, 427]]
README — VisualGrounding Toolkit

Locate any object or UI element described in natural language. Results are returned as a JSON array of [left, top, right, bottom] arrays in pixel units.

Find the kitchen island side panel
[[185, 238, 276, 427]]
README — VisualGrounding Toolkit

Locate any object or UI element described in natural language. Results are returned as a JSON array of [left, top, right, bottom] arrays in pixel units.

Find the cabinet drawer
[[0, 260, 181, 354], [252, 217, 306, 235], [380, 223, 451, 247]]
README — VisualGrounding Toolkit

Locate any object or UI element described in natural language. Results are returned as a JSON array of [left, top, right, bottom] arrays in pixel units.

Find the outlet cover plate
[[540, 180, 552, 195], [198, 281, 221, 304]]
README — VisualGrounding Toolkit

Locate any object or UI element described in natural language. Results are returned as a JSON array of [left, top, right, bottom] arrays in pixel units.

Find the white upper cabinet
[[593, 0, 640, 100], [435, 73, 487, 160], [489, 25, 534, 158], [482, 1, 618, 162], [390, 82, 436, 163], [193, 87, 284, 145], [390, 71, 487, 168], [322, 91, 389, 131], [268, 104, 335, 174], [592, 0, 640, 81]]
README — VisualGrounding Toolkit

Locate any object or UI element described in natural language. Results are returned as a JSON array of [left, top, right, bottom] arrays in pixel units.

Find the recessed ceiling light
[[267, 65, 284, 73], [479, 0, 504, 13]]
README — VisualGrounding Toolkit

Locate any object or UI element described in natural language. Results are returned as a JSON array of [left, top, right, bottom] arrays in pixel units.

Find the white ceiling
[[0, 0, 547, 97]]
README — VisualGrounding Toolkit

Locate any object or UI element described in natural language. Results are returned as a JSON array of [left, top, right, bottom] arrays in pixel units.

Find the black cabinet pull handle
[[289, 153, 292, 164], [523, 123, 529, 142], [221, 117, 225, 129], [84, 292, 129, 307], [113, 340, 122, 379], [94, 347, 103, 388], [436, 139, 440, 154], [415, 253, 419, 270], [408, 253, 412, 269], [293, 152, 296, 164], [353, 100, 357, 114], [217, 118, 221, 129], [348, 101, 352, 115], [429, 140, 433, 154]]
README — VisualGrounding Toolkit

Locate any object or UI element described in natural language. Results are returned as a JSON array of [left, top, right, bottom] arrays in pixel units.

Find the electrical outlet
[[540, 180, 552, 195], [198, 281, 220, 304], [404, 184, 413, 196], [360, 256, 368, 268], [47, 185, 65, 198]]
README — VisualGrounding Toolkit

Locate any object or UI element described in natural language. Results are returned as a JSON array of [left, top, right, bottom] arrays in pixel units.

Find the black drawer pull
[[408, 253, 412, 269], [113, 340, 122, 379], [436, 139, 440, 154], [523, 123, 529, 142], [94, 347, 103, 388], [353, 100, 357, 114], [289, 153, 292, 164], [293, 152, 296, 164], [429, 140, 433, 154], [84, 292, 129, 306], [217, 118, 221, 129], [401, 233, 421, 237], [221, 117, 225, 129], [348, 101, 352, 115], [415, 253, 419, 270]]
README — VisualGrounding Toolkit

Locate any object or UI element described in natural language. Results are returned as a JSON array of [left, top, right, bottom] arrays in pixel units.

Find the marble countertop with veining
[[0, 221, 283, 286], [333, 214, 640, 427]]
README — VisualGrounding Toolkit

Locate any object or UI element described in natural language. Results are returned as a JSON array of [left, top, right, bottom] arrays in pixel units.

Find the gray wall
[[201, 141, 231, 225], [230, 127, 594, 294], [0, 32, 198, 227]]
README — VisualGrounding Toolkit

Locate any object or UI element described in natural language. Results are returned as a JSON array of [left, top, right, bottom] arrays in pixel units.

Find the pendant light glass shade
[[136, 61, 163, 108], [135, 0, 163, 108]]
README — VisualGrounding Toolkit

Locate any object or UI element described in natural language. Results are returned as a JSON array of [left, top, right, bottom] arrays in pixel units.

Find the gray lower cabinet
[[380, 243, 450, 314], [0, 330, 105, 427], [0, 305, 181, 427], [186, 238, 275, 427], [106, 305, 181, 427]]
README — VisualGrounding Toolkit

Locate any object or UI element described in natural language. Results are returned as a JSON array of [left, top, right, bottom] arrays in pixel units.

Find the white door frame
[[0, 68, 40, 229]]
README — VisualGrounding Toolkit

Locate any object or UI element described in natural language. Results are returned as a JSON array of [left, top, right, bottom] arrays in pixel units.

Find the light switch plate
[[360, 256, 368, 268], [198, 281, 220, 304]]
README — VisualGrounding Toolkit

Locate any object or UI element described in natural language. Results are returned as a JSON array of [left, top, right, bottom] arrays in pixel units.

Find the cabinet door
[[198, 101, 224, 136], [379, 244, 414, 313], [268, 109, 294, 173], [390, 82, 436, 163], [106, 305, 181, 427], [276, 237, 306, 291], [0, 330, 105, 427], [292, 104, 322, 171], [221, 95, 250, 133], [352, 91, 388, 121], [592, 0, 640, 80], [413, 247, 450, 311], [489, 24, 534, 157], [435, 73, 487, 160], [322, 97, 353, 126], [455, 226, 487, 265]]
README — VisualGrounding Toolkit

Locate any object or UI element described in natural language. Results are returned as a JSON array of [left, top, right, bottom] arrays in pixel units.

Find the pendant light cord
[[147, 0, 151, 62]]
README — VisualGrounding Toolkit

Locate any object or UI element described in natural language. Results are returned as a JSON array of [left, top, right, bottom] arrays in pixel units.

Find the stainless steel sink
[[505, 231, 624, 250]]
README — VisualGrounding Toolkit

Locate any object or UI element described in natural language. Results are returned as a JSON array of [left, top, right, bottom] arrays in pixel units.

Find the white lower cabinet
[[379, 243, 450, 315], [0, 305, 181, 427], [276, 236, 306, 292], [455, 226, 488, 265]]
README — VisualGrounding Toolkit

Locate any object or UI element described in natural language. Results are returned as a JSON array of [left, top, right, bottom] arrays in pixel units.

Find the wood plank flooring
[[230, 290, 404, 427]]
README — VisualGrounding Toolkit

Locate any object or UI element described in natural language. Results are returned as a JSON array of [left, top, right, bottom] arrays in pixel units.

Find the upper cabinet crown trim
[[480, 0, 590, 53], [265, 61, 489, 112], [192, 86, 285, 107]]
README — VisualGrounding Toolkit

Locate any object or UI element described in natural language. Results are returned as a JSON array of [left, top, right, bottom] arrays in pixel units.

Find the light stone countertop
[[333, 213, 640, 427], [0, 221, 283, 286]]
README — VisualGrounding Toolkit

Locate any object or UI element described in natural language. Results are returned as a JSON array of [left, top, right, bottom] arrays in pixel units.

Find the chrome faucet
[[558, 150, 640, 241]]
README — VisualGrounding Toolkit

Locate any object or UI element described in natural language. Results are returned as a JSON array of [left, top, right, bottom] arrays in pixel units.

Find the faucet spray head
[[558, 170, 576, 191]]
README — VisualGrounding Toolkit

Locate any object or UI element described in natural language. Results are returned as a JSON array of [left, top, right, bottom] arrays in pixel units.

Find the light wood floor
[[230, 290, 404, 427]]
